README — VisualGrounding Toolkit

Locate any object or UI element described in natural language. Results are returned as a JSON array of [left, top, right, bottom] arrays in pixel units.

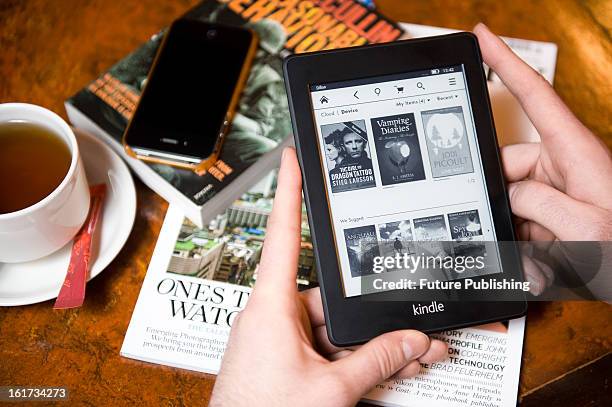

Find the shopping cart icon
[[395, 86, 404, 93]]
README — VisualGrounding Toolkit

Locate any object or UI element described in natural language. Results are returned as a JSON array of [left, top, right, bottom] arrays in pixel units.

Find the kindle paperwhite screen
[[309, 65, 502, 297]]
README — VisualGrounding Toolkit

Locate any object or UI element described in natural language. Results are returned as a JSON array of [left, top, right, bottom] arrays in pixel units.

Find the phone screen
[[126, 20, 253, 161], [309, 66, 502, 297]]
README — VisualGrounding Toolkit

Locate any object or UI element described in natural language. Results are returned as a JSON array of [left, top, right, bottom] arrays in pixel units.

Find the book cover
[[321, 120, 377, 193], [421, 106, 474, 178], [343, 224, 380, 277], [377, 220, 414, 254], [448, 209, 483, 241], [66, 0, 403, 226], [413, 214, 449, 241], [371, 113, 426, 185], [377, 220, 414, 272], [447, 209, 487, 268]]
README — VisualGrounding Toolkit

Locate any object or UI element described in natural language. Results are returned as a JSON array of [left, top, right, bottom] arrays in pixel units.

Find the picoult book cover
[[65, 0, 404, 226]]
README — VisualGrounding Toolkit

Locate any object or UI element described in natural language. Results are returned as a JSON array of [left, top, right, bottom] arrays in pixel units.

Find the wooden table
[[1, 1, 610, 405]]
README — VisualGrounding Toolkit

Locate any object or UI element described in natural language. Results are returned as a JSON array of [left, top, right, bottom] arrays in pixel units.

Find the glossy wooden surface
[[1, 1, 610, 405]]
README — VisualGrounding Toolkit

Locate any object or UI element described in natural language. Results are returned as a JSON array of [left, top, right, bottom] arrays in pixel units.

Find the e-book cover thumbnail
[[421, 106, 474, 178], [377, 220, 415, 257], [321, 120, 376, 193], [344, 225, 380, 277], [447, 209, 483, 240], [447, 209, 486, 259], [371, 113, 426, 185], [413, 215, 449, 241]]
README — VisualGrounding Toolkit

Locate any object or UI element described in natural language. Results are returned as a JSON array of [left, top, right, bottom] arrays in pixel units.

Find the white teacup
[[0, 103, 90, 263]]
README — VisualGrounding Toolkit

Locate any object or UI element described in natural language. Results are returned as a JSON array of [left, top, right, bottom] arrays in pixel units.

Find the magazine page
[[363, 319, 525, 407], [67, 0, 404, 217], [120, 204, 244, 373], [400, 22, 558, 145], [121, 170, 319, 373]]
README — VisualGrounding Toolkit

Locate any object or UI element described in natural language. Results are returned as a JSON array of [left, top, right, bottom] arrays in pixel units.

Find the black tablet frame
[[283, 32, 527, 346]]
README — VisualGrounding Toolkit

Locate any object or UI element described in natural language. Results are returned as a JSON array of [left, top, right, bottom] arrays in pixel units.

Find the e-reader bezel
[[283, 33, 527, 346]]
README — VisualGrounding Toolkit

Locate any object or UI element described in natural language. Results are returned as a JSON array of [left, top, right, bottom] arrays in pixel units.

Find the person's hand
[[474, 24, 612, 294], [474, 23, 612, 243], [210, 148, 448, 407]]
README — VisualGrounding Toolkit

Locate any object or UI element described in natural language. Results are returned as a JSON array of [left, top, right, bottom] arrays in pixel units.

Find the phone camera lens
[[207, 29, 217, 39]]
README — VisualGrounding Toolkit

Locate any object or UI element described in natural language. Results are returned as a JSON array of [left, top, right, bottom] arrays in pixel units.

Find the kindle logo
[[412, 301, 445, 315]]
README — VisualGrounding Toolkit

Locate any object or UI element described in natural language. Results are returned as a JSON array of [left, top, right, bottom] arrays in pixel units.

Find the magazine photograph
[[166, 170, 317, 290]]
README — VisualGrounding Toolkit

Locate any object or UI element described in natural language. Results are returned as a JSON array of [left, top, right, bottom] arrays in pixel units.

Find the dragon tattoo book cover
[[321, 120, 376, 193]]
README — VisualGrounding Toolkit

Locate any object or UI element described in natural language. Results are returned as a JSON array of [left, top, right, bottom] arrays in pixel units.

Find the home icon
[[320, 96, 329, 104]]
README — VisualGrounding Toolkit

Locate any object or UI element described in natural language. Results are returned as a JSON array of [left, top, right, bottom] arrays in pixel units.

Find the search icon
[[374, 87, 381, 96], [417, 82, 425, 90]]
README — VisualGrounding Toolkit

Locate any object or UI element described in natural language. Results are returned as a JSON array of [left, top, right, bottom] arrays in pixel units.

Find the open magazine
[[121, 21, 557, 407]]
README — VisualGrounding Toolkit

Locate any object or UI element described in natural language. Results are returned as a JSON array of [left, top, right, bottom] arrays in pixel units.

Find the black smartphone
[[284, 33, 526, 346], [123, 18, 258, 174]]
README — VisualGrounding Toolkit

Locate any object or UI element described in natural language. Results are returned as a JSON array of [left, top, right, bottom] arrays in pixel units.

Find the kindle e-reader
[[283, 33, 527, 346]]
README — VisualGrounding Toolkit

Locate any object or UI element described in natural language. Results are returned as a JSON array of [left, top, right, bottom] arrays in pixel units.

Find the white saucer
[[0, 128, 137, 306]]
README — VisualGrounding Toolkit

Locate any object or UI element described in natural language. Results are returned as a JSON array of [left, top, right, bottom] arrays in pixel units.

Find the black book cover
[[344, 225, 380, 277], [371, 112, 426, 185]]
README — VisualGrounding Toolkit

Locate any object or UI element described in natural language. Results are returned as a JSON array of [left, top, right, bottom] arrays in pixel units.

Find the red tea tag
[[53, 184, 107, 309]]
